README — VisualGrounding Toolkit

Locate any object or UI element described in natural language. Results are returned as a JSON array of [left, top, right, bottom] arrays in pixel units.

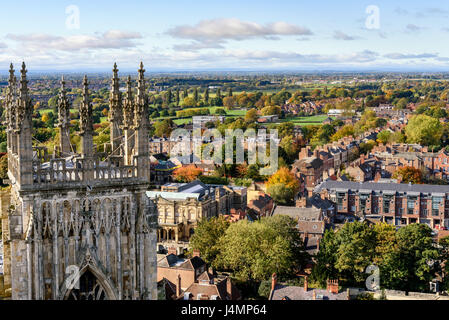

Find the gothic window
[[66, 269, 107, 300]]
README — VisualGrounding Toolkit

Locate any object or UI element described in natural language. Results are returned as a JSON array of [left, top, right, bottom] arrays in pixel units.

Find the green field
[[39, 105, 329, 128], [278, 114, 332, 126]]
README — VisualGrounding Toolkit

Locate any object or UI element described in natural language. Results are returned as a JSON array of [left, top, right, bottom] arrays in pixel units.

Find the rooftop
[[318, 180, 449, 195]]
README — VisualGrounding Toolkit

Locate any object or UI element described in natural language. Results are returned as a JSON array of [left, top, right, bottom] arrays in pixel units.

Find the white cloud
[[383, 53, 438, 60], [6, 30, 143, 51], [167, 18, 313, 41], [333, 31, 359, 41]]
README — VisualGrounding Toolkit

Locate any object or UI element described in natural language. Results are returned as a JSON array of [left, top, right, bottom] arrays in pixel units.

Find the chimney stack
[[177, 274, 182, 297], [168, 247, 177, 256], [271, 273, 277, 291], [312, 289, 316, 300], [296, 197, 307, 208], [227, 278, 233, 298], [304, 276, 308, 292], [193, 249, 200, 257], [327, 279, 339, 294]]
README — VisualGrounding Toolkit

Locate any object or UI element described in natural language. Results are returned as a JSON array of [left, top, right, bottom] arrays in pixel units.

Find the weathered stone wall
[[0, 190, 11, 298]]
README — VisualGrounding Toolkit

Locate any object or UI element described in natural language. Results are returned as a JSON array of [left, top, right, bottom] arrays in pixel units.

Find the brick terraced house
[[317, 181, 449, 229]]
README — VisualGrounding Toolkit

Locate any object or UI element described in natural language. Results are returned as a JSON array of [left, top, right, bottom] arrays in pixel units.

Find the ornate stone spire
[[133, 62, 150, 179], [80, 75, 93, 135], [4, 64, 16, 129], [58, 76, 72, 155], [110, 62, 121, 106], [122, 75, 134, 129], [109, 63, 123, 154], [8, 63, 15, 84], [16, 62, 32, 132], [58, 76, 71, 125], [15, 62, 34, 185], [134, 62, 148, 129]]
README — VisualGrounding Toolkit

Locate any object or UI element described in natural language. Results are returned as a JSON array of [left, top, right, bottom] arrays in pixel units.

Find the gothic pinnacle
[[113, 62, 119, 77], [8, 63, 15, 83], [138, 62, 145, 80], [60, 76, 67, 99], [126, 75, 132, 96], [82, 75, 90, 104], [19, 62, 28, 93], [20, 62, 27, 77]]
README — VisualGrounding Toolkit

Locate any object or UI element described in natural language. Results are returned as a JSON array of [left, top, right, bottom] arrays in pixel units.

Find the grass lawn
[[278, 114, 333, 126]]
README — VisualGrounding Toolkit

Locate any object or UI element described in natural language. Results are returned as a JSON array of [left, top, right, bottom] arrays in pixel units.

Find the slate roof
[[272, 206, 322, 221], [318, 180, 449, 195], [270, 285, 348, 300], [157, 254, 206, 270]]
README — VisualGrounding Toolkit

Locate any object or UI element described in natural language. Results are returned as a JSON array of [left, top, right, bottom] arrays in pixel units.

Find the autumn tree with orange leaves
[[266, 167, 300, 205], [173, 165, 203, 183], [393, 166, 424, 184]]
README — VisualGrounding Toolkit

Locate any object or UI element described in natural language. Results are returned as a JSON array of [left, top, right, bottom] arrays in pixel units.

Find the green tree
[[377, 130, 392, 144], [405, 115, 443, 146], [154, 119, 174, 137], [244, 108, 258, 123], [193, 88, 199, 102], [266, 167, 299, 205], [190, 216, 230, 267], [175, 88, 180, 106], [216, 215, 307, 281], [204, 88, 209, 104], [386, 224, 439, 292], [334, 221, 377, 284], [331, 125, 354, 142], [278, 122, 295, 139]]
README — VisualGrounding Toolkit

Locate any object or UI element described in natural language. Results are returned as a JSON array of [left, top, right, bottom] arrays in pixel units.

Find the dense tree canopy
[[405, 115, 443, 147]]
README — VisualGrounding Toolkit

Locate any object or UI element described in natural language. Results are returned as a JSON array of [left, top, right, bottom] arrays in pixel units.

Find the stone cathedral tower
[[0, 62, 157, 300]]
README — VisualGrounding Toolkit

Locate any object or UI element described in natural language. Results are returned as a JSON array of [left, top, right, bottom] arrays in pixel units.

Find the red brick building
[[318, 181, 449, 229]]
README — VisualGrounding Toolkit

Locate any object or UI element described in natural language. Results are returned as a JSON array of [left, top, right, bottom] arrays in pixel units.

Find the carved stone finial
[[16, 62, 32, 131], [8, 63, 15, 83], [139, 61, 145, 74], [58, 75, 71, 154], [19, 62, 28, 89], [58, 76, 70, 126], [122, 76, 134, 129], [135, 63, 148, 129], [80, 75, 93, 135]]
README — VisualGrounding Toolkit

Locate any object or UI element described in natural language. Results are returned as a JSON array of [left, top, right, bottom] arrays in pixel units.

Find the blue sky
[[1, 0, 449, 71]]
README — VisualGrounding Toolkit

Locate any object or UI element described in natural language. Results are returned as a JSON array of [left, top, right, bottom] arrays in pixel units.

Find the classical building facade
[[0, 62, 158, 300], [146, 181, 246, 249]]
